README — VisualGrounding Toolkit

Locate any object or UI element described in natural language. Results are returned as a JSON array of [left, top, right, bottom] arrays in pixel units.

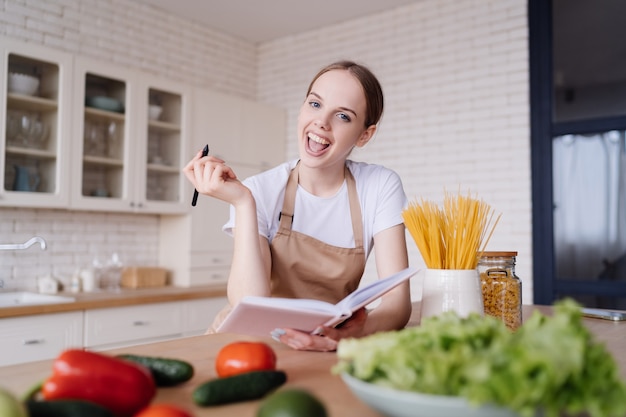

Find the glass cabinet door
[[144, 86, 186, 210], [138, 76, 189, 214], [72, 58, 189, 214], [81, 73, 127, 200], [1, 41, 72, 208], [71, 57, 134, 212]]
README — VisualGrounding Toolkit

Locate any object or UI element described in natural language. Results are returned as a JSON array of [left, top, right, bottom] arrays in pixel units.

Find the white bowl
[[85, 96, 125, 113], [148, 105, 163, 121], [8, 73, 39, 96], [341, 373, 520, 417]]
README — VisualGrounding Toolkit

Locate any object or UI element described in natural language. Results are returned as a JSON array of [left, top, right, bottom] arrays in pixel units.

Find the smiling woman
[[183, 60, 412, 352]]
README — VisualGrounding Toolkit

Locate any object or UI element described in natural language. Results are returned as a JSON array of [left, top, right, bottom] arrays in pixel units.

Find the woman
[[184, 61, 411, 351]]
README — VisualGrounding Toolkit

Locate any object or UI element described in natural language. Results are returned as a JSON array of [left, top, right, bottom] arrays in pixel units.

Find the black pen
[[191, 144, 209, 207]]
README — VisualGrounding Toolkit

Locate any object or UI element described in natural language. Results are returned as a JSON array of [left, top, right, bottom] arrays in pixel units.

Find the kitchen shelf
[[82, 155, 124, 167], [148, 120, 180, 133], [5, 146, 57, 160], [84, 107, 125, 122], [7, 94, 58, 112], [147, 163, 179, 174]]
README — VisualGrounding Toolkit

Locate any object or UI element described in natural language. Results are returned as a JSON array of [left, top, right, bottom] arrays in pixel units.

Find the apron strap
[[277, 163, 299, 231], [345, 166, 364, 249], [278, 162, 364, 250]]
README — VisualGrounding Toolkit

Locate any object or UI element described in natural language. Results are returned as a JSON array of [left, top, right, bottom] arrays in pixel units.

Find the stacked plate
[[85, 96, 125, 113]]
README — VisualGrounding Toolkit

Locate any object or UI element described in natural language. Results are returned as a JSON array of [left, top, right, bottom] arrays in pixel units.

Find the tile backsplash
[[0, 208, 159, 291]]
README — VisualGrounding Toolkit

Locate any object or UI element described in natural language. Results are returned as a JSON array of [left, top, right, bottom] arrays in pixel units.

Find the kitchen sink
[[0, 291, 75, 308]]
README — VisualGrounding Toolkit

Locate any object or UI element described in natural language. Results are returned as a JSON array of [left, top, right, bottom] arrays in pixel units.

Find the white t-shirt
[[223, 159, 408, 256]]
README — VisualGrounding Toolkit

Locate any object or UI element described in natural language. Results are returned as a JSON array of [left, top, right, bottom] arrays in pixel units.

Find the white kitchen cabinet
[[0, 296, 225, 366], [0, 40, 73, 208], [160, 89, 285, 286], [1, 42, 189, 214], [70, 57, 190, 214], [139, 77, 190, 214], [84, 301, 183, 350], [0, 311, 83, 366], [181, 297, 228, 336], [193, 89, 285, 168]]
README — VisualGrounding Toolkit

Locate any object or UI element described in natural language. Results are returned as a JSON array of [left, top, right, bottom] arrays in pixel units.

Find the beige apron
[[209, 163, 366, 332]]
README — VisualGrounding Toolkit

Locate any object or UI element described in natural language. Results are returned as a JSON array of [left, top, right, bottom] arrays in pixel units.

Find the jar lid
[[480, 251, 518, 257]]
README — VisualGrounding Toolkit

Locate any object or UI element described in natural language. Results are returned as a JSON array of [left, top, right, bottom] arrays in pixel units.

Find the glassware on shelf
[[83, 119, 122, 158], [29, 116, 49, 149], [106, 121, 119, 158], [5, 110, 49, 149], [5, 110, 21, 147], [83, 119, 106, 156]]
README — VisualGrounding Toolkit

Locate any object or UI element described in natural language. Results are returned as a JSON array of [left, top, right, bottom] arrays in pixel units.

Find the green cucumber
[[116, 354, 194, 387], [193, 370, 287, 406], [26, 399, 114, 417]]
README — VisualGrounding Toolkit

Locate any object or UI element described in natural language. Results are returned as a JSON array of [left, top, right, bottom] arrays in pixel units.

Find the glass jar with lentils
[[478, 251, 522, 330]]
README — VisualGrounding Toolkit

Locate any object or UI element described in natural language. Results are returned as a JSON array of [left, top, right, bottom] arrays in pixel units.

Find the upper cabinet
[[70, 57, 189, 214], [0, 40, 73, 208], [194, 89, 285, 170], [1, 41, 280, 220], [159, 88, 286, 287]]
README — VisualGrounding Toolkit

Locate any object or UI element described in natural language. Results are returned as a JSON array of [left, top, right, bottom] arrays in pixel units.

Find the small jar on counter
[[478, 251, 522, 330]]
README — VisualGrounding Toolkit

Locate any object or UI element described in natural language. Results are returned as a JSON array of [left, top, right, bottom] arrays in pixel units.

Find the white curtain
[[552, 130, 626, 280]]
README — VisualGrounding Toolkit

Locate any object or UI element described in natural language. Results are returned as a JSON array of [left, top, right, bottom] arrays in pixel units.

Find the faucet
[[0, 236, 47, 251]]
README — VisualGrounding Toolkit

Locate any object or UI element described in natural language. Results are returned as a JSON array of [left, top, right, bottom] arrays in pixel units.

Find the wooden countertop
[[0, 304, 624, 417], [0, 284, 228, 319]]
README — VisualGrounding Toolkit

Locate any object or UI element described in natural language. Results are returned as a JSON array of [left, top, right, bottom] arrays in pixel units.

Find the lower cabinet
[[181, 297, 227, 337], [0, 311, 83, 367], [0, 296, 228, 366], [84, 302, 183, 351]]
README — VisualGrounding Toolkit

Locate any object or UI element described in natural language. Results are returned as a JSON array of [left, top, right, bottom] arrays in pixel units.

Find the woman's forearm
[[364, 223, 412, 334], [362, 286, 412, 335], [226, 194, 272, 304]]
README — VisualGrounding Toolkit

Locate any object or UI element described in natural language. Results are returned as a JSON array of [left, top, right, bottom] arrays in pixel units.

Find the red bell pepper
[[42, 349, 156, 417]]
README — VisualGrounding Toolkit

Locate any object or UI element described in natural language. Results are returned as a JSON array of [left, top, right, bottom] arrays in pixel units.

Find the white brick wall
[[257, 0, 533, 302], [1, 0, 257, 97], [0, 0, 257, 291], [1, 0, 534, 303]]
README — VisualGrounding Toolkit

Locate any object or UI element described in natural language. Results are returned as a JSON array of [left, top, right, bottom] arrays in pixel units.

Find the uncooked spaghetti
[[402, 191, 501, 269]]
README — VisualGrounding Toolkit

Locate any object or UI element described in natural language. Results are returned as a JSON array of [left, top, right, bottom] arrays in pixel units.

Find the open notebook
[[216, 266, 418, 337]]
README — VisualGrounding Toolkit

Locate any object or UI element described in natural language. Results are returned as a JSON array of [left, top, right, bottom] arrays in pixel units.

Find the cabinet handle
[[23, 338, 45, 345], [133, 320, 150, 326]]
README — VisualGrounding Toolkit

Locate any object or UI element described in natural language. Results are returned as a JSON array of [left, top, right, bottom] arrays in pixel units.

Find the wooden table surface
[[0, 304, 624, 417]]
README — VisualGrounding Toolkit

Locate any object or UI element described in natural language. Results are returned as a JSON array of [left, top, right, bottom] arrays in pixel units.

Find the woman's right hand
[[183, 149, 251, 205]]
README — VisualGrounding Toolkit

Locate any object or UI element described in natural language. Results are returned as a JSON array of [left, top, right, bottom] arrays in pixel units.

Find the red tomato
[[134, 404, 192, 417], [215, 341, 277, 377]]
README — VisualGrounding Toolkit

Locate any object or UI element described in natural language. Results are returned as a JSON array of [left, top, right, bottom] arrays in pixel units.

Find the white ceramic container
[[421, 268, 484, 320]]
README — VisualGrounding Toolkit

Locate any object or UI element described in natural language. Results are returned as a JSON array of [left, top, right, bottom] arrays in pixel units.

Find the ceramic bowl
[[148, 104, 163, 120], [8, 73, 39, 96], [341, 373, 520, 417], [85, 96, 125, 113]]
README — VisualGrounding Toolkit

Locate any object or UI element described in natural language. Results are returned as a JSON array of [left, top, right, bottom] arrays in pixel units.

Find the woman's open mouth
[[307, 132, 330, 154]]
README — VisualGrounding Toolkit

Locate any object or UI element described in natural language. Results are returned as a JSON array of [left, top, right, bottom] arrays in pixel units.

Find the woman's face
[[297, 69, 376, 170]]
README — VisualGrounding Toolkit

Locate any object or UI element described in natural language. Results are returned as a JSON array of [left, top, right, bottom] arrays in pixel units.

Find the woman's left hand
[[271, 308, 368, 352]]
